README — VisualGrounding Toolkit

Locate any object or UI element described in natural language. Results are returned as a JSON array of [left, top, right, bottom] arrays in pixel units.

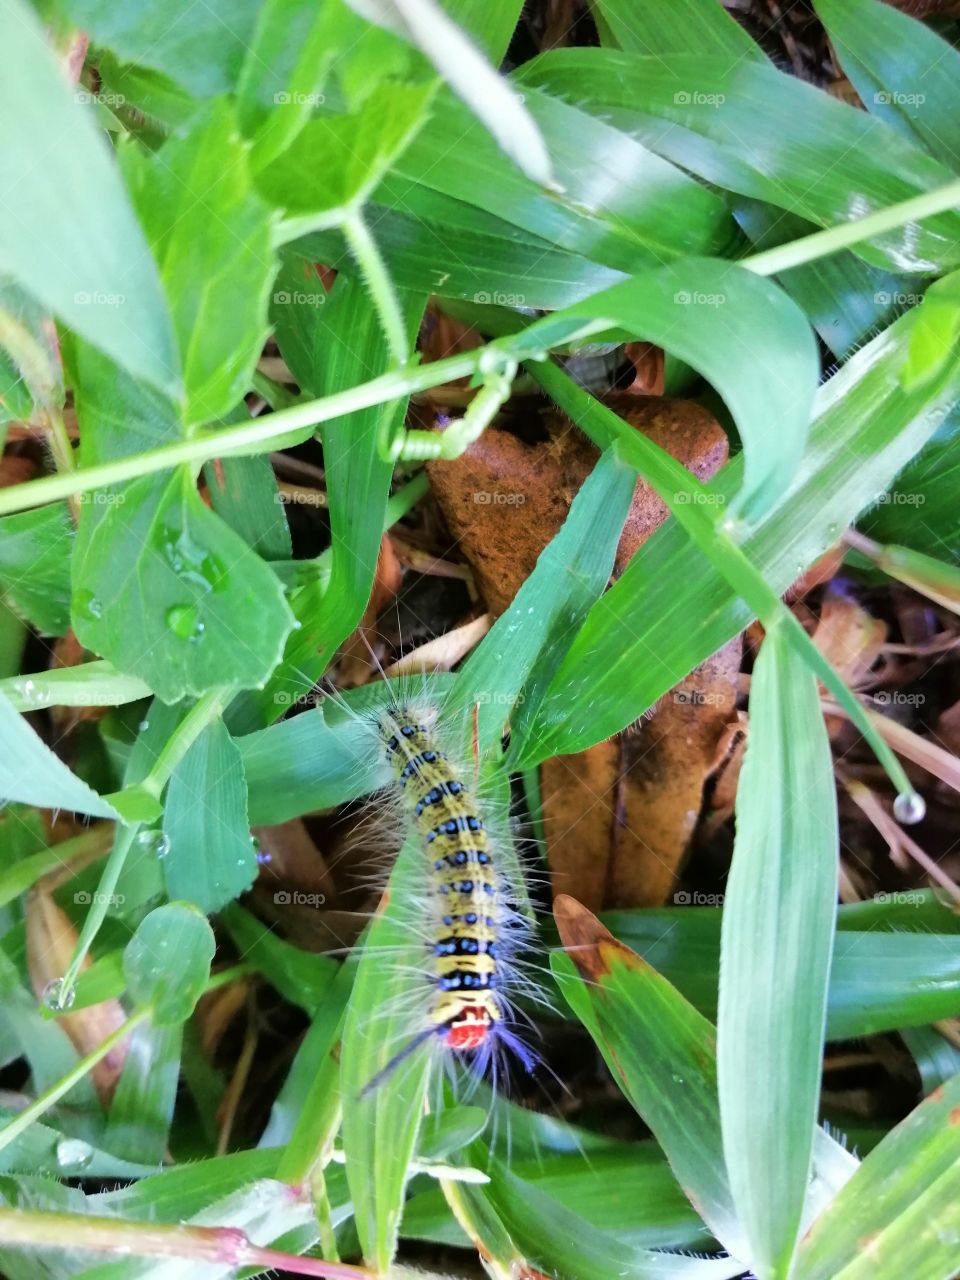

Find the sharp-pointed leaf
[[717, 622, 838, 1277], [519, 50, 960, 274], [456, 446, 636, 755], [0, 691, 120, 819], [814, 0, 960, 168], [340, 832, 429, 1270], [552, 896, 748, 1262]]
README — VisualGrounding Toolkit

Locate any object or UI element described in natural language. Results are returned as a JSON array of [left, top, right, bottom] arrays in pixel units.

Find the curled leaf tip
[[553, 894, 637, 979]]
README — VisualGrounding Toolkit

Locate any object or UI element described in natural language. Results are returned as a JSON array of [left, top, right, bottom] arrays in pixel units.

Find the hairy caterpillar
[[356, 696, 539, 1095]]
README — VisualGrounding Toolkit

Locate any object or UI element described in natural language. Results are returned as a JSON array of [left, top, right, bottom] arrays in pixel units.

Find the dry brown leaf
[[196, 979, 251, 1058], [936, 699, 960, 759], [612, 639, 742, 906], [620, 342, 665, 395], [700, 710, 749, 842], [813, 593, 887, 686], [427, 393, 728, 613], [26, 889, 127, 1102], [813, 592, 887, 740], [338, 534, 405, 686], [785, 544, 846, 603], [427, 394, 738, 908], [541, 741, 620, 912]]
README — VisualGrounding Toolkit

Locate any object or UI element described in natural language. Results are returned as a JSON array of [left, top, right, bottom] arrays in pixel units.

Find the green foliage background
[[0, 0, 959, 1276]]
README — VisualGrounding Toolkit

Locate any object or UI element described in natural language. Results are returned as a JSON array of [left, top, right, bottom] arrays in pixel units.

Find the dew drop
[[894, 790, 926, 825], [160, 527, 227, 594], [165, 604, 204, 641], [136, 828, 171, 858], [74, 589, 103, 621], [42, 977, 76, 1012], [56, 1137, 94, 1171], [138, 719, 150, 732]]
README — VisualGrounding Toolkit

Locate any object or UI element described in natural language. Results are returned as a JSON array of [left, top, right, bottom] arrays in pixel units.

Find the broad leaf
[[161, 717, 256, 912], [123, 904, 215, 1025], [0, 0, 178, 395]]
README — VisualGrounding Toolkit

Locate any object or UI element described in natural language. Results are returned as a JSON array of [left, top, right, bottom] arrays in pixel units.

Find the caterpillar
[[358, 699, 538, 1095]]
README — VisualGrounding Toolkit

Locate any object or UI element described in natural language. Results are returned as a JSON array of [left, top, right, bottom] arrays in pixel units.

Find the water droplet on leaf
[[74, 590, 103, 621], [42, 977, 76, 1012], [56, 1137, 94, 1171], [165, 604, 204, 641]]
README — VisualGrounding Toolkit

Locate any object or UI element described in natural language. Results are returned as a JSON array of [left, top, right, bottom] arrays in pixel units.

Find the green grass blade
[[254, 274, 425, 723], [519, 50, 960, 274], [0, 662, 152, 712], [0, 690, 120, 819], [717, 622, 838, 1277], [551, 898, 748, 1262], [794, 1071, 960, 1280], [339, 832, 430, 1271], [104, 1022, 182, 1164], [526, 303, 960, 761], [592, 0, 763, 61], [601, 907, 960, 1039], [814, 0, 960, 169], [484, 1160, 746, 1279], [509, 258, 818, 521], [456, 446, 636, 755], [387, 85, 737, 269], [902, 1026, 960, 1097]]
